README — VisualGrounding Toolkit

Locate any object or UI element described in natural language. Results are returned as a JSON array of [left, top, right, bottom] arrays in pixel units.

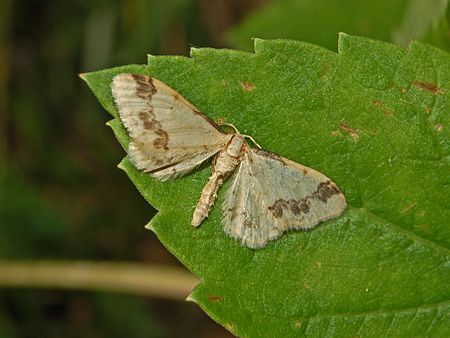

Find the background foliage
[[0, 0, 448, 337], [228, 0, 449, 51]]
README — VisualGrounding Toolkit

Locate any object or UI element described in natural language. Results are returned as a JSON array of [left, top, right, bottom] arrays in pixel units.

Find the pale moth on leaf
[[112, 73, 347, 249]]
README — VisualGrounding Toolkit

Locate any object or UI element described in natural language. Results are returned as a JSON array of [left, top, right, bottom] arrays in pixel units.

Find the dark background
[[0, 0, 447, 337], [0, 1, 265, 337]]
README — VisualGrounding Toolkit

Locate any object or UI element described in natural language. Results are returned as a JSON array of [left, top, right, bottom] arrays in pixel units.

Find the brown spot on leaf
[[425, 106, 432, 114], [331, 130, 341, 136], [208, 295, 223, 302], [412, 80, 443, 95], [435, 124, 443, 132], [339, 123, 359, 140], [240, 81, 254, 91], [303, 169, 308, 175], [372, 99, 393, 117], [294, 321, 302, 328], [372, 99, 383, 107]]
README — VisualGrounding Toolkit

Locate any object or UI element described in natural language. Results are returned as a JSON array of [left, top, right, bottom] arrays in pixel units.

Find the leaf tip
[[253, 37, 265, 53], [147, 54, 156, 65], [117, 159, 126, 171], [105, 120, 112, 128], [337, 32, 351, 53], [144, 221, 155, 232], [189, 47, 200, 58], [185, 292, 198, 304]]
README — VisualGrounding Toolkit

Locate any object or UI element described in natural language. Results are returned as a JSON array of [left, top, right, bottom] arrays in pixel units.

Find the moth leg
[[191, 134, 245, 227]]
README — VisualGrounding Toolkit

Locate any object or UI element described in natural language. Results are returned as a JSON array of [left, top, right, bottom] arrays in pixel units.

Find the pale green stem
[[0, 261, 199, 301]]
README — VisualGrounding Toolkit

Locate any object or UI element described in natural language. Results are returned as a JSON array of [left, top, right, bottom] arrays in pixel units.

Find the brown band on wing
[[136, 108, 169, 150], [269, 198, 311, 219], [132, 74, 157, 99], [268, 181, 341, 219], [313, 180, 341, 202]]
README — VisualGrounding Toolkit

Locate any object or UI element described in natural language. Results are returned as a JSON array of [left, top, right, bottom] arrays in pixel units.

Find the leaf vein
[[355, 207, 450, 255]]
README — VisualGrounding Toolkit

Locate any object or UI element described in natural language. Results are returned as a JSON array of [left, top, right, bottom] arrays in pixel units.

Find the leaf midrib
[[306, 299, 449, 319], [353, 207, 450, 255], [222, 297, 449, 322]]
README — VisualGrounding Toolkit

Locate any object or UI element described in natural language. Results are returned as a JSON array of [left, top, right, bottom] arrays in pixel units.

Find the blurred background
[[0, 0, 447, 337]]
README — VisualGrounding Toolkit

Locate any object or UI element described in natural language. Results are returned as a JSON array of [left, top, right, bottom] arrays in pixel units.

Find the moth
[[112, 73, 347, 249]]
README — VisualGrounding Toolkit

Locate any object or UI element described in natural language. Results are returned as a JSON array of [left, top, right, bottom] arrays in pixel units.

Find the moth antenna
[[217, 122, 241, 134], [217, 121, 262, 149], [243, 134, 262, 149]]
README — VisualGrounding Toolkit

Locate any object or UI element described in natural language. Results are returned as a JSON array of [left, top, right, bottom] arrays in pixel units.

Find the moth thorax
[[212, 135, 244, 174], [226, 134, 245, 158]]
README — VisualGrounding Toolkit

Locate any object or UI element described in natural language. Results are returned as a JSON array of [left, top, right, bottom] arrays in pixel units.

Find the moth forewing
[[112, 73, 231, 180], [222, 148, 346, 248]]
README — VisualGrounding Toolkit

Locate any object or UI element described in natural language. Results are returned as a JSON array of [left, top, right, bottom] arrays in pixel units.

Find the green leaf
[[227, 0, 410, 51], [82, 35, 450, 337]]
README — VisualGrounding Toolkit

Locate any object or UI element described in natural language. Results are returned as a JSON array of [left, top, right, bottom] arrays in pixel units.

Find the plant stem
[[0, 260, 199, 300]]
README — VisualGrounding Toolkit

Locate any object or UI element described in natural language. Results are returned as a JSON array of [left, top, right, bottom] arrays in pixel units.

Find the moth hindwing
[[222, 148, 347, 249]]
